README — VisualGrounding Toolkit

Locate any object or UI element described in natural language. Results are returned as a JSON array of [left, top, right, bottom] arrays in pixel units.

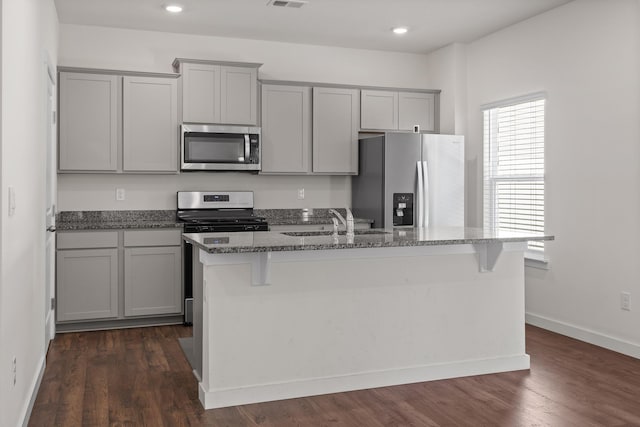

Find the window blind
[[483, 97, 545, 251]]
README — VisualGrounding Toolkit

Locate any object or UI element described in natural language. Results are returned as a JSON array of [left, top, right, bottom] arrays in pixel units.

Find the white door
[[45, 60, 57, 344]]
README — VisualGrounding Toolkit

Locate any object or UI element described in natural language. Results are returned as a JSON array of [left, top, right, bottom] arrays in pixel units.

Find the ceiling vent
[[267, 0, 307, 8]]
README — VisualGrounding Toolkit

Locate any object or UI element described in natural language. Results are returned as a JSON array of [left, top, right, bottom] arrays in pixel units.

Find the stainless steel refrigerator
[[352, 132, 464, 229]]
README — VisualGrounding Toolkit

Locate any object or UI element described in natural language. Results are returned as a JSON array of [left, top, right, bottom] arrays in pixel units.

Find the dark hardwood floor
[[29, 324, 640, 426]]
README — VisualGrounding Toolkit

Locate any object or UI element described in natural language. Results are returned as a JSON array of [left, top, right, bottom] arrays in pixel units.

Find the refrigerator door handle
[[423, 160, 430, 227], [416, 161, 424, 227]]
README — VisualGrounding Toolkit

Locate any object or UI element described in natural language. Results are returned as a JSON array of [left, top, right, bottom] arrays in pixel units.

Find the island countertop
[[183, 227, 554, 254]]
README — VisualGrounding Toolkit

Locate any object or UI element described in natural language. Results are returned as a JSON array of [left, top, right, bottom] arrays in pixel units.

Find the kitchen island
[[183, 227, 553, 409]]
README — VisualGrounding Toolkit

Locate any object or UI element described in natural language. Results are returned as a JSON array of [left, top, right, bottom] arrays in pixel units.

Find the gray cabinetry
[[221, 66, 258, 125], [360, 90, 398, 131], [175, 59, 260, 125], [312, 87, 359, 174], [123, 76, 178, 172], [398, 92, 435, 132], [123, 229, 182, 317], [261, 84, 312, 173], [59, 72, 119, 171], [361, 89, 436, 132], [181, 62, 220, 124], [58, 68, 179, 173], [56, 228, 183, 329], [56, 231, 119, 321]]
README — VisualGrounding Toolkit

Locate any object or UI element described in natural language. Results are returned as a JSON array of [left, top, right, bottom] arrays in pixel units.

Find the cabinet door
[[182, 63, 221, 123], [360, 89, 398, 130], [312, 87, 359, 174], [221, 66, 258, 125], [261, 84, 311, 173], [57, 248, 118, 321], [123, 76, 178, 172], [59, 72, 119, 171], [124, 246, 182, 317], [398, 92, 435, 132]]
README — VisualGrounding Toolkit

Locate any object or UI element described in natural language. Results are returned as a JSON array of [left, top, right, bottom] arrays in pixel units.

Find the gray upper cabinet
[[220, 66, 258, 125], [123, 76, 178, 172], [58, 68, 179, 174], [175, 59, 260, 126], [59, 72, 119, 172], [398, 92, 435, 132], [261, 84, 312, 173], [360, 90, 398, 130], [181, 62, 221, 123], [312, 87, 359, 174], [361, 89, 437, 132]]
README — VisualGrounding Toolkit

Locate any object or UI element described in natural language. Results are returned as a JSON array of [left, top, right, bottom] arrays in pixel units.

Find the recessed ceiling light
[[165, 4, 183, 13], [392, 27, 408, 35]]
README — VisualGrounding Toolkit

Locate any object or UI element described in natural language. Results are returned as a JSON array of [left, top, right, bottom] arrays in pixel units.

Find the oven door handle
[[244, 134, 250, 163]]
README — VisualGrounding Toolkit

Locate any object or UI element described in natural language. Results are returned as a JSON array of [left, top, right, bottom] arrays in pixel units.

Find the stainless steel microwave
[[180, 124, 261, 171]]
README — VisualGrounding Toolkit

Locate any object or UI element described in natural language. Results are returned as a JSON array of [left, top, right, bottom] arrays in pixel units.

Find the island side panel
[[199, 246, 527, 409]]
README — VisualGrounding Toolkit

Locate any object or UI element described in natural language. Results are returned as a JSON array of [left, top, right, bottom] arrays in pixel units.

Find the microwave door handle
[[244, 135, 250, 162]]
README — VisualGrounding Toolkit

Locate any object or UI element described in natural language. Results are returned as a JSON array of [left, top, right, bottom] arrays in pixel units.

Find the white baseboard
[[199, 354, 530, 409], [526, 312, 640, 359], [20, 354, 46, 427]]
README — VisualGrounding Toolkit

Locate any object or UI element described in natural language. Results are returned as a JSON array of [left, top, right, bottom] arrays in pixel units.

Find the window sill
[[525, 251, 550, 270]]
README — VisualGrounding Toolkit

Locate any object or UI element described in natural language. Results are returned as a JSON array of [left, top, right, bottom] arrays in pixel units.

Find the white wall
[[447, 0, 640, 355], [0, 0, 58, 426], [57, 24, 432, 211]]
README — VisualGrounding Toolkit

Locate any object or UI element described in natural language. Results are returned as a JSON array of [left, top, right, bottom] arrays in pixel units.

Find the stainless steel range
[[177, 191, 269, 324]]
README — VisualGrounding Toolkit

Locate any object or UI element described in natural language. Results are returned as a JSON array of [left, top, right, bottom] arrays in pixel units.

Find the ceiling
[[54, 0, 572, 54]]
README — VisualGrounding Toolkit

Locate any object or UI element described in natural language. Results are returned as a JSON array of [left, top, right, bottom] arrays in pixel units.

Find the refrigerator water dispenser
[[393, 193, 414, 226]]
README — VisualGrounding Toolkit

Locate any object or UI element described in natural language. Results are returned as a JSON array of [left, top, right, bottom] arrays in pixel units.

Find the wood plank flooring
[[29, 325, 640, 426]]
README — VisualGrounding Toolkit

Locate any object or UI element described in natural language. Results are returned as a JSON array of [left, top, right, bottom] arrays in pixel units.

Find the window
[[483, 95, 545, 253]]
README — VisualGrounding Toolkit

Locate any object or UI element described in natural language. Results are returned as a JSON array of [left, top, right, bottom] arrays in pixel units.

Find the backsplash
[[57, 173, 351, 211]]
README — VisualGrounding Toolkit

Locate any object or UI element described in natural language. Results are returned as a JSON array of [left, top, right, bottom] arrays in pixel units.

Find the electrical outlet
[[297, 188, 305, 200], [116, 188, 125, 201], [621, 292, 631, 311]]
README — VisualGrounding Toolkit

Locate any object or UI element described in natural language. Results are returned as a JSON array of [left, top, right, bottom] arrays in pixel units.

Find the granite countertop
[[183, 227, 554, 254], [56, 210, 183, 231], [56, 209, 374, 231]]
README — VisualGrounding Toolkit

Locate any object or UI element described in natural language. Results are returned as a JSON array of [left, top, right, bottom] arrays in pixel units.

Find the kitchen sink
[[280, 230, 390, 237]]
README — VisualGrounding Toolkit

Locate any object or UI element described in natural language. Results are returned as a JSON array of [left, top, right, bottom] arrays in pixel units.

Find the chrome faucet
[[329, 208, 355, 237]]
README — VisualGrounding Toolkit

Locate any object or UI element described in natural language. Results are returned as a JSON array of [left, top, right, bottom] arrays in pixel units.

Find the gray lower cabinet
[[59, 72, 119, 171], [56, 228, 183, 328], [123, 76, 178, 172], [124, 246, 182, 316], [56, 231, 119, 321], [312, 87, 359, 174], [57, 249, 119, 322], [261, 84, 312, 173]]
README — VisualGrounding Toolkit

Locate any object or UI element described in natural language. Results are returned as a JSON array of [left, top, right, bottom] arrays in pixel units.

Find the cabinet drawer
[[57, 231, 118, 249], [124, 229, 182, 247]]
